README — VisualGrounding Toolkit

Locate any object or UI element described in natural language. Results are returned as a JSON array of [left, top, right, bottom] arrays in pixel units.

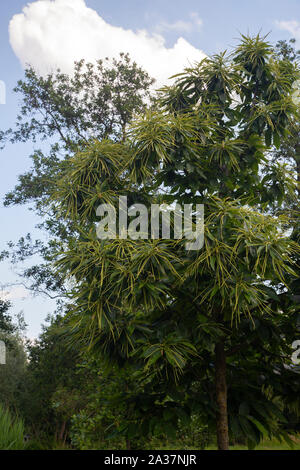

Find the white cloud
[[1, 286, 29, 301], [276, 20, 300, 43], [9, 0, 206, 88], [156, 12, 203, 34]]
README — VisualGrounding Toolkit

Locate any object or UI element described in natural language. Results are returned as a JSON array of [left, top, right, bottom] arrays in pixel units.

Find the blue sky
[[0, 0, 299, 338]]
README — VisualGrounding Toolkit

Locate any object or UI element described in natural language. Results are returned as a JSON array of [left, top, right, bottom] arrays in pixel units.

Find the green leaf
[[273, 131, 281, 149], [239, 402, 250, 416], [265, 128, 272, 147], [247, 416, 268, 437]]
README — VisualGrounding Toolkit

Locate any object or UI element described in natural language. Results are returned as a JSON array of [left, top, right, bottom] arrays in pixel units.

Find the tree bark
[[215, 340, 229, 450], [59, 421, 66, 442], [126, 439, 131, 450], [295, 144, 300, 195]]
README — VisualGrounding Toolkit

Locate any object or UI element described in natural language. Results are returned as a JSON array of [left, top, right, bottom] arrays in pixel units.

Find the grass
[[0, 405, 25, 450], [149, 435, 300, 451], [206, 436, 300, 450], [14, 433, 300, 451]]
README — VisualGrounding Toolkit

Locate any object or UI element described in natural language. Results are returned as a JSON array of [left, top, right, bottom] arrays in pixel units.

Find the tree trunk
[[295, 144, 300, 195], [59, 421, 66, 442], [215, 340, 229, 450]]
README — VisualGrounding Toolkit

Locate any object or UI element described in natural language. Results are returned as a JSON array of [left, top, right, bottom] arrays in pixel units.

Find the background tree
[[1, 54, 154, 300], [0, 299, 15, 335], [18, 314, 84, 440], [0, 300, 27, 413], [272, 38, 300, 197]]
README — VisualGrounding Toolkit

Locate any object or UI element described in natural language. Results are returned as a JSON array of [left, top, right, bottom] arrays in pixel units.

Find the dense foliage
[[49, 35, 300, 450], [0, 36, 300, 451]]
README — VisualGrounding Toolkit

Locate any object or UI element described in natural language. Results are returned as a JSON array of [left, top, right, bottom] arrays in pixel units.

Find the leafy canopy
[[50, 35, 300, 447]]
